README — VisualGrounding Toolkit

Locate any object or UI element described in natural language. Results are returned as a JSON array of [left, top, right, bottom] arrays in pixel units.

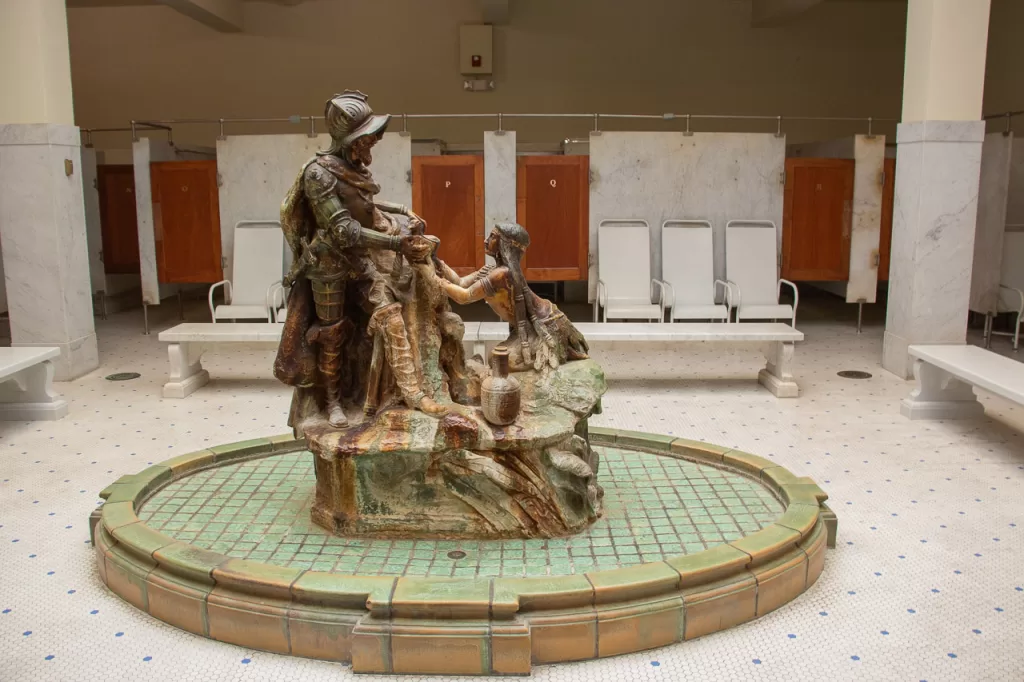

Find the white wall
[[67, 0, 916, 150]]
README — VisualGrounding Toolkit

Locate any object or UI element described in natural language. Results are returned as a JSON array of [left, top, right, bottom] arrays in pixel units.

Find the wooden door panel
[[152, 160, 223, 283], [782, 158, 855, 281], [412, 156, 484, 275], [516, 156, 589, 281], [97, 165, 141, 274], [878, 157, 896, 281]]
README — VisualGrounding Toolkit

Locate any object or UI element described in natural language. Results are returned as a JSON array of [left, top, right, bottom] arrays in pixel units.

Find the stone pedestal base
[[302, 359, 607, 539]]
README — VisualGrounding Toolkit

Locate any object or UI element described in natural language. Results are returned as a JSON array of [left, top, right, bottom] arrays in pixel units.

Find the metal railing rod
[[983, 110, 1024, 120]]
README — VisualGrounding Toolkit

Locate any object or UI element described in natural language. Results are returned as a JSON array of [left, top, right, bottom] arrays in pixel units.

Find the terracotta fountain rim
[[91, 427, 834, 676]]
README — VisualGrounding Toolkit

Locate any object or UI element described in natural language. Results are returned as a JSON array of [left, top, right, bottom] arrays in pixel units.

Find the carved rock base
[[302, 359, 607, 539]]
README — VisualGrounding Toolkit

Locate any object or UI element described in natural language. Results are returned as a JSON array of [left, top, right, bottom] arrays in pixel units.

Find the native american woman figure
[[434, 222, 590, 372]]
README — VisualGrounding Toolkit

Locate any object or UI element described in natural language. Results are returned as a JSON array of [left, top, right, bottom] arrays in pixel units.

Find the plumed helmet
[[322, 90, 391, 154]]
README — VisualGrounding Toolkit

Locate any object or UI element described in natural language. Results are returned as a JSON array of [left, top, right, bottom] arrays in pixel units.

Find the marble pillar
[[882, 121, 985, 378], [484, 131, 516, 241], [968, 132, 1013, 314], [0, 123, 99, 379]]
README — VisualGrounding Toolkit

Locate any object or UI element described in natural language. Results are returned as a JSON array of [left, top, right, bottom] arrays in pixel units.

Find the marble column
[[882, 0, 992, 379], [846, 135, 885, 304], [0, 0, 98, 380], [484, 131, 516, 241]]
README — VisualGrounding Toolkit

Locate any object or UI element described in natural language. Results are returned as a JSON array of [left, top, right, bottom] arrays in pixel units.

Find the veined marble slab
[[969, 133, 1013, 313], [81, 148, 106, 294], [883, 120, 985, 379], [133, 138, 176, 306], [846, 135, 886, 303], [484, 131, 516, 240], [216, 132, 411, 282], [158, 322, 283, 343], [588, 132, 784, 299], [1006, 137, 1024, 230]]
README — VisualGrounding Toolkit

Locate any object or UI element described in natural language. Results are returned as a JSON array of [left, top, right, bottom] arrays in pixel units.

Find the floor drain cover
[[837, 370, 872, 379], [105, 372, 141, 381], [447, 550, 467, 560]]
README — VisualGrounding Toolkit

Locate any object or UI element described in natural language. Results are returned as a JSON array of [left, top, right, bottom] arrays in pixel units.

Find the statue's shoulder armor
[[303, 159, 337, 200]]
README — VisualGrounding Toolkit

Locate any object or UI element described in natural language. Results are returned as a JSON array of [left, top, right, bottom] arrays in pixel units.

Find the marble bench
[[902, 344, 1024, 419], [0, 347, 69, 420], [465, 322, 805, 398], [158, 323, 283, 398]]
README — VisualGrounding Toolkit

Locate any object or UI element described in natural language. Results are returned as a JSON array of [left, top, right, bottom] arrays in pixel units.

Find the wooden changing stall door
[[782, 157, 855, 281], [150, 160, 223, 283], [97, 165, 141, 274], [412, 156, 484, 276], [878, 157, 896, 281], [516, 156, 589, 281]]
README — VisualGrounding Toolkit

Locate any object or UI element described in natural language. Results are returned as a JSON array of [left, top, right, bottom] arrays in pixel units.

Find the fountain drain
[[447, 550, 467, 560], [105, 372, 141, 381], [837, 370, 872, 379]]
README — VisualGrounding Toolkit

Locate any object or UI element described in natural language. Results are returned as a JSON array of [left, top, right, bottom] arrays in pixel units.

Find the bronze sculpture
[[275, 92, 606, 539]]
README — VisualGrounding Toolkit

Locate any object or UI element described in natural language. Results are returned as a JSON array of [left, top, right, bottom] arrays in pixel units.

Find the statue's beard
[[349, 147, 372, 168]]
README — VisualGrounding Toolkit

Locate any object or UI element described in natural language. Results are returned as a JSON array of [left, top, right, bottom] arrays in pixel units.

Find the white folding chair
[[594, 219, 667, 322], [661, 220, 732, 322], [209, 220, 284, 323], [986, 230, 1024, 350], [725, 219, 798, 327]]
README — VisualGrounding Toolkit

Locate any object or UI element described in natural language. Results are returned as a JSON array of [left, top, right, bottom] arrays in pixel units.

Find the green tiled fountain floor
[[138, 446, 783, 578]]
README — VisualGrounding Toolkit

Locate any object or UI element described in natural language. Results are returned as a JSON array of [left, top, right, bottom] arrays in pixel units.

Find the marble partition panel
[[216, 132, 411, 281], [968, 133, 1013, 313], [846, 135, 885, 303], [1007, 137, 1024, 230], [484, 131, 516, 241], [135, 138, 168, 303], [0, 123, 98, 379], [882, 120, 985, 379], [588, 132, 784, 297], [82, 147, 105, 294]]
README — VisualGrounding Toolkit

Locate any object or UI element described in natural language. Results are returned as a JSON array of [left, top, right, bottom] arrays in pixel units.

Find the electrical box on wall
[[460, 24, 492, 75]]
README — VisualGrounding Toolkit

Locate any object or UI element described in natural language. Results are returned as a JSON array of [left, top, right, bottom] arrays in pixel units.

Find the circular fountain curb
[[91, 428, 836, 676]]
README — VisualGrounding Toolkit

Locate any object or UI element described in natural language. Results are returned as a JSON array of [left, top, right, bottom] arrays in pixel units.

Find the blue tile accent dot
[[752, 659, 762, 665], [115, 632, 124, 637], [650, 661, 660, 667], [44, 655, 54, 661], [143, 656, 152, 662], [241, 658, 251, 664], [947, 653, 957, 659], [881, 630, 889, 635], [787, 634, 796, 639], [23, 631, 31, 636], [972, 629, 982, 634]]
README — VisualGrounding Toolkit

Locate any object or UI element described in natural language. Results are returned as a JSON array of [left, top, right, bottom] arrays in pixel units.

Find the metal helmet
[[322, 90, 391, 155]]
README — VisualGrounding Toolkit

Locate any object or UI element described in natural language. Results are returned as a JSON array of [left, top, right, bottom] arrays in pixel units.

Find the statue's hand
[[407, 210, 427, 235], [400, 234, 433, 263]]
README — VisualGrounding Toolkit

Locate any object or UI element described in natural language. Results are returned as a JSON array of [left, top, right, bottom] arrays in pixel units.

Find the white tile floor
[[1, 302, 1023, 681]]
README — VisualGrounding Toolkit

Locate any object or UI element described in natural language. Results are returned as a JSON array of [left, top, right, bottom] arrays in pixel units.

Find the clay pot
[[481, 346, 521, 425]]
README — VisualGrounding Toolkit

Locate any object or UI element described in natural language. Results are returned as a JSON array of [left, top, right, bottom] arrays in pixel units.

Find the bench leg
[[0, 361, 68, 420], [900, 359, 984, 420], [163, 343, 209, 398], [758, 341, 799, 398]]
